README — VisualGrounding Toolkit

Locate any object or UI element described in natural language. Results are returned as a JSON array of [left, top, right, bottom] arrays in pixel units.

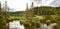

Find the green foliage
[[25, 6, 60, 16], [31, 19, 41, 25], [0, 2, 5, 29], [10, 11, 24, 16], [20, 18, 41, 27], [20, 20, 31, 26], [46, 20, 51, 25], [0, 2, 9, 29]]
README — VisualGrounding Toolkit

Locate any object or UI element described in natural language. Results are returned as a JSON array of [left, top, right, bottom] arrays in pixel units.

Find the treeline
[[10, 11, 24, 16], [25, 6, 60, 16], [23, 6, 60, 29]]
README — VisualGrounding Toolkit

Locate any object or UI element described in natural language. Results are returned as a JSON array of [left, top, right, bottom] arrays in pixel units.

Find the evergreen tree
[[0, 2, 5, 29]]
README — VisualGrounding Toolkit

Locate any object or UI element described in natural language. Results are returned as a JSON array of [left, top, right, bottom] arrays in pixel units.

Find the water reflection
[[40, 23, 57, 29], [8, 20, 56, 29], [9, 20, 24, 29]]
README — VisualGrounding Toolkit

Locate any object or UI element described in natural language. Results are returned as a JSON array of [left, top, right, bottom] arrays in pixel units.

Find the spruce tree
[[0, 2, 7, 29], [0, 1, 3, 29]]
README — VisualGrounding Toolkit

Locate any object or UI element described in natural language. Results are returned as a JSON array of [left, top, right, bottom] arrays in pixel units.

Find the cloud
[[50, 0, 60, 6], [1, 0, 32, 11], [31, 0, 54, 6], [1, 0, 60, 11]]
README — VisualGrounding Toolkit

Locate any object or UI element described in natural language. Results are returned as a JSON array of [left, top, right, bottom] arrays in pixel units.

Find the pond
[[8, 20, 25, 29], [6, 20, 57, 29]]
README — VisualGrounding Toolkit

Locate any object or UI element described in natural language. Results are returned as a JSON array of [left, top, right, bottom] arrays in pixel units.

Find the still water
[[8, 20, 56, 29], [9, 20, 25, 29]]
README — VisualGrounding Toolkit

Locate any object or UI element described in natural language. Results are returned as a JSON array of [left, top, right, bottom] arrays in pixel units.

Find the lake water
[[9, 20, 25, 29], [8, 20, 56, 29]]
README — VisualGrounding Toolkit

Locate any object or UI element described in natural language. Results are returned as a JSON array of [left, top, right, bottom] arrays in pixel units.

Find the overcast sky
[[0, 0, 60, 11]]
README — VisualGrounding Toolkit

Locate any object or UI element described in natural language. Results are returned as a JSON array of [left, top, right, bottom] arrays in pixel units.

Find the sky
[[0, 0, 60, 11]]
